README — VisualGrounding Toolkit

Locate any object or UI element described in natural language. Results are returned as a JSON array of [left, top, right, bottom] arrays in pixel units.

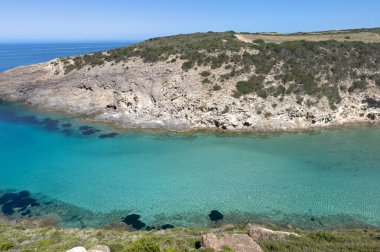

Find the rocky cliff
[[0, 31, 379, 131]]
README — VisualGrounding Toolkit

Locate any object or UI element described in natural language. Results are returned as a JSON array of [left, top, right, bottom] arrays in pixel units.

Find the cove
[[0, 102, 379, 229]]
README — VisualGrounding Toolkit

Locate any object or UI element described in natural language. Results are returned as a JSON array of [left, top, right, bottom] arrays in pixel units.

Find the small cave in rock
[[106, 104, 117, 110], [367, 113, 376, 120], [243, 122, 252, 127], [213, 120, 221, 128]]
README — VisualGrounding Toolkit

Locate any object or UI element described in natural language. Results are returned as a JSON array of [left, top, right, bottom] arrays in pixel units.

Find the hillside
[[0, 29, 379, 131], [0, 221, 379, 252]]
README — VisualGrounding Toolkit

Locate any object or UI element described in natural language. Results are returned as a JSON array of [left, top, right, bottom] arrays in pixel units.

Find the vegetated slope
[[0, 223, 380, 252], [0, 30, 379, 131]]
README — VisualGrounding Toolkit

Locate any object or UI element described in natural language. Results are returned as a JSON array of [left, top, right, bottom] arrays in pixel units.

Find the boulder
[[202, 233, 263, 252], [66, 247, 87, 252], [88, 245, 111, 252], [247, 224, 299, 241]]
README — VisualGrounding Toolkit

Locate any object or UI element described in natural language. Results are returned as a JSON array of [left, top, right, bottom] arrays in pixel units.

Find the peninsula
[[0, 28, 379, 131]]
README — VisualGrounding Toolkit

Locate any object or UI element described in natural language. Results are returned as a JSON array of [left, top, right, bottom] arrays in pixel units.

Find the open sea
[[0, 43, 379, 229]]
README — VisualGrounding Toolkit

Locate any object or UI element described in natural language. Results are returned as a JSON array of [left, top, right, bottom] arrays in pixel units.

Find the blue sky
[[0, 0, 379, 42]]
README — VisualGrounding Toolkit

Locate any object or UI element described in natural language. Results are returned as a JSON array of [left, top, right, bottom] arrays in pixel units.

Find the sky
[[0, 0, 379, 42]]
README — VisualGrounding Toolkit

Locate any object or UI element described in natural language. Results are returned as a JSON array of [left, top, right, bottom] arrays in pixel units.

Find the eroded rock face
[[247, 224, 299, 241], [202, 233, 263, 252]]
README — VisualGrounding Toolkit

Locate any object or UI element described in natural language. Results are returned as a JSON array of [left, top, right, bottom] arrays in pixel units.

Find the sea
[[0, 42, 379, 229]]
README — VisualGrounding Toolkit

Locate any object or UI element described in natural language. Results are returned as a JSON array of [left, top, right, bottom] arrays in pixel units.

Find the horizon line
[[1, 26, 379, 44]]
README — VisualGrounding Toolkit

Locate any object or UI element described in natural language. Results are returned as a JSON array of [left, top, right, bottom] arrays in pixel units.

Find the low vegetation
[[260, 229, 380, 252], [0, 225, 379, 252], [60, 30, 380, 108]]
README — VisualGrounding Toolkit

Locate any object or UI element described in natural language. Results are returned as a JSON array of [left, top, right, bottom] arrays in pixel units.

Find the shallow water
[[0, 102, 379, 229], [0, 42, 379, 230]]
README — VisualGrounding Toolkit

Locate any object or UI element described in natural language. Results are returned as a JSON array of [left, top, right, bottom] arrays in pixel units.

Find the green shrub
[[0, 241, 15, 251], [213, 85, 222, 91], [235, 75, 266, 97], [307, 231, 341, 242], [181, 61, 194, 71], [202, 78, 212, 84], [128, 238, 161, 252], [200, 71, 211, 77], [369, 74, 380, 87], [275, 85, 286, 96], [253, 39, 265, 44], [348, 79, 368, 92]]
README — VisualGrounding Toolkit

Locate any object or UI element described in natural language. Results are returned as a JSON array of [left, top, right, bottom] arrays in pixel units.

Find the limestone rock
[[88, 245, 111, 252], [247, 224, 299, 241], [202, 233, 263, 252], [66, 247, 87, 252]]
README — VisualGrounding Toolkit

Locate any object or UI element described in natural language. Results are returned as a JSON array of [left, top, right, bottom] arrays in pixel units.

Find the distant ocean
[[0, 42, 132, 72], [0, 42, 379, 229]]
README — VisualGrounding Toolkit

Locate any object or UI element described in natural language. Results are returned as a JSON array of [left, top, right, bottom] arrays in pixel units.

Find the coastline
[[11, 100, 380, 136]]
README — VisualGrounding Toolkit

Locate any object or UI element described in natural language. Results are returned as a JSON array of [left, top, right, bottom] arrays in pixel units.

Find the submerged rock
[[208, 210, 224, 222], [122, 214, 146, 230], [0, 190, 39, 216], [98, 133, 118, 139], [161, 224, 175, 229]]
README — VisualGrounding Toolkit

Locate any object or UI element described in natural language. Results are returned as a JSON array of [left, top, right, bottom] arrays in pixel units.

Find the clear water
[[0, 43, 379, 229], [0, 42, 132, 73]]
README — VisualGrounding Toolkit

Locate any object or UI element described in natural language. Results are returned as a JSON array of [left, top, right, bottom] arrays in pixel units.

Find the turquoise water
[[0, 43, 379, 229], [0, 102, 379, 229]]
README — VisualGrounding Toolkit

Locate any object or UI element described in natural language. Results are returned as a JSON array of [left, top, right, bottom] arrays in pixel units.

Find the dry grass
[[236, 31, 380, 44]]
